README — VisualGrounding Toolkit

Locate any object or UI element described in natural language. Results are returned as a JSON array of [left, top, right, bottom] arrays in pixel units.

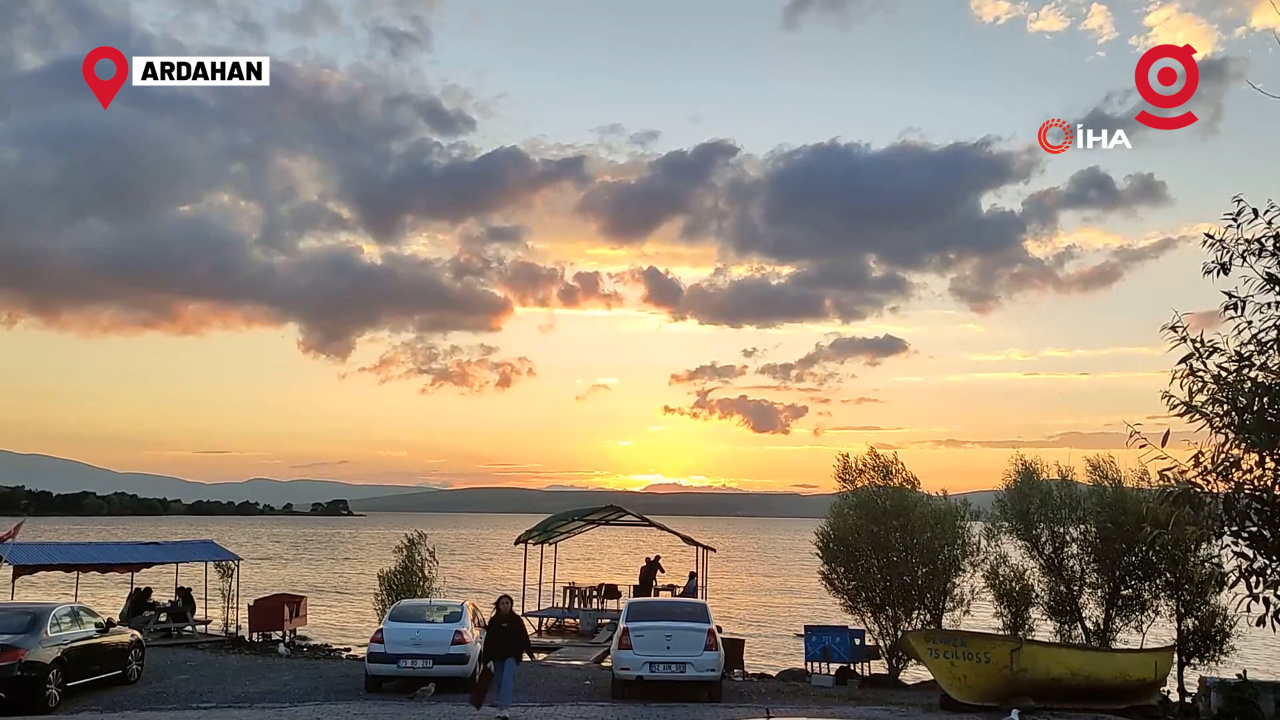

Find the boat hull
[[902, 630, 1174, 710]]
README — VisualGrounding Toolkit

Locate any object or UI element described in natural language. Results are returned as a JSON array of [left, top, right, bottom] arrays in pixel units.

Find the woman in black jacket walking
[[480, 594, 535, 719]]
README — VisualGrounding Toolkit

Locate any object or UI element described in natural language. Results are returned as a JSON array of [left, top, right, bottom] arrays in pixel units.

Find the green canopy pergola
[[513, 505, 716, 615]]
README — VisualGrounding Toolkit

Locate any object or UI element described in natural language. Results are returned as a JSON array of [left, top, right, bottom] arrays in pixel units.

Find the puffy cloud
[[575, 382, 614, 402], [618, 140, 1176, 327], [971, 0, 1028, 24], [353, 338, 535, 393], [1131, 3, 1222, 55], [577, 140, 740, 242], [663, 389, 809, 435], [1027, 3, 1072, 33], [0, 1, 592, 361], [1081, 3, 1118, 43], [757, 334, 912, 386], [1020, 167, 1172, 229]]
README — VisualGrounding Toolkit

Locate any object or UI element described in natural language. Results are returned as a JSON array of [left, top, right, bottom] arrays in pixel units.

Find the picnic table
[[132, 603, 212, 638]]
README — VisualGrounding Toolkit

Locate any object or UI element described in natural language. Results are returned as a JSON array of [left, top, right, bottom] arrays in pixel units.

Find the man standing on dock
[[637, 555, 665, 597]]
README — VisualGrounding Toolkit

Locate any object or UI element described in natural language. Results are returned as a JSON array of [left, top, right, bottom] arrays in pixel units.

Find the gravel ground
[[42, 646, 948, 716]]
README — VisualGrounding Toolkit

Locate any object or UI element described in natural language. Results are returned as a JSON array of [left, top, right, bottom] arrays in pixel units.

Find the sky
[[0, 0, 1277, 494]]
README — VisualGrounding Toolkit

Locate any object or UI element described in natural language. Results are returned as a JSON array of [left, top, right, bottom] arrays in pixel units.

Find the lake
[[4, 513, 1276, 687]]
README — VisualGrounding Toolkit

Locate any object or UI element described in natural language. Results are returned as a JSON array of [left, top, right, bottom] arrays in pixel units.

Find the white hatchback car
[[364, 598, 486, 692], [610, 597, 725, 702]]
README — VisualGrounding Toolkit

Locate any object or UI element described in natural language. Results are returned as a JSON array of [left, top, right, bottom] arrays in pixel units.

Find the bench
[[139, 618, 213, 637]]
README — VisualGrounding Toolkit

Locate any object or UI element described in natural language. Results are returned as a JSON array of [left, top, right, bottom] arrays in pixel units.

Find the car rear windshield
[[0, 611, 35, 635], [625, 601, 711, 624], [387, 603, 464, 624]]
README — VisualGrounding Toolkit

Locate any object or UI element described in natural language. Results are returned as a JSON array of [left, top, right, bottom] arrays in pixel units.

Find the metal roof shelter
[[1, 540, 242, 633], [514, 505, 716, 619]]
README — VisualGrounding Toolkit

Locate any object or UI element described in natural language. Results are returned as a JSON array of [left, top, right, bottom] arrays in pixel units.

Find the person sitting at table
[[127, 587, 158, 629], [119, 588, 139, 624], [679, 571, 698, 598], [178, 586, 197, 621]]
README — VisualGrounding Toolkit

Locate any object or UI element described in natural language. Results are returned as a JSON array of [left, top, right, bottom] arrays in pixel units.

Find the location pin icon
[[82, 46, 128, 109]]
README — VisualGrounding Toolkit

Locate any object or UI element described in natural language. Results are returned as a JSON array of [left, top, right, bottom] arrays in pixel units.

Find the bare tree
[[1247, 1, 1280, 100]]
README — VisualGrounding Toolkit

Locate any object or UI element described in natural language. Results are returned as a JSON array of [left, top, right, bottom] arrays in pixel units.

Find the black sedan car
[[0, 602, 144, 713]]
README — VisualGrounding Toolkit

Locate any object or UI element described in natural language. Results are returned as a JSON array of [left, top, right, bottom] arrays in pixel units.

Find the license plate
[[397, 659, 433, 669], [649, 663, 686, 674]]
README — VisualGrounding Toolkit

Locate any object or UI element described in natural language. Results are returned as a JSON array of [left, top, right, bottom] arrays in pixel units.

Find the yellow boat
[[902, 629, 1174, 710]]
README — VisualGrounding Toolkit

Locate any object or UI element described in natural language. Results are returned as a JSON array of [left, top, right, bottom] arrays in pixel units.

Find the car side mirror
[[715, 625, 723, 634], [106, 618, 117, 629]]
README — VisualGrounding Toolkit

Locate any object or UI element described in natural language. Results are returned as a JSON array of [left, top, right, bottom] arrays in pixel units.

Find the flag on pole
[[0, 520, 24, 544]]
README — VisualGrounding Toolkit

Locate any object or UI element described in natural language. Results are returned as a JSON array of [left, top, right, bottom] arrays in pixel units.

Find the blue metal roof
[[0, 540, 240, 568]]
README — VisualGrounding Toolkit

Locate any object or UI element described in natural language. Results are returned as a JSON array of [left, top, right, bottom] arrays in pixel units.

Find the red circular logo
[[1038, 118, 1073, 154]]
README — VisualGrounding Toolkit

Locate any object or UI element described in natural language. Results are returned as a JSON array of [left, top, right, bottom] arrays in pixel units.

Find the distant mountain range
[[350, 486, 1000, 518], [0, 450, 999, 518], [0, 451, 428, 507]]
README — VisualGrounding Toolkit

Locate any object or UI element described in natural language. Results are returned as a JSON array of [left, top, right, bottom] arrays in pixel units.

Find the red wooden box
[[248, 593, 307, 639]]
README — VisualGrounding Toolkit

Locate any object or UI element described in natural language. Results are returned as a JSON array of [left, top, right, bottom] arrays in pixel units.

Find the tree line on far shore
[[0, 485, 356, 517], [816, 197, 1280, 705]]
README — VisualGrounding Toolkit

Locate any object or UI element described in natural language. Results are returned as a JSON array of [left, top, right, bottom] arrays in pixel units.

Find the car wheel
[[706, 679, 723, 703], [610, 675, 629, 700], [364, 671, 383, 693], [33, 663, 66, 714], [120, 644, 145, 684]]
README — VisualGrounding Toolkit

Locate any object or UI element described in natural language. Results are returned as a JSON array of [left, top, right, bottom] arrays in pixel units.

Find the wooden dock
[[541, 644, 611, 664]]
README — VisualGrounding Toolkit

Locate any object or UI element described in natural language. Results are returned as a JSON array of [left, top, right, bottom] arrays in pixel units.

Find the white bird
[[1003, 709, 1020, 720], [276, 642, 290, 658]]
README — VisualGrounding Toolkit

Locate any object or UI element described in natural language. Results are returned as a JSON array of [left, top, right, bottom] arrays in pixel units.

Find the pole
[[550, 544, 558, 608], [235, 561, 241, 638], [520, 545, 528, 614], [536, 545, 545, 632], [174, 564, 179, 596], [130, 572, 135, 592], [74, 572, 79, 601], [204, 563, 208, 623]]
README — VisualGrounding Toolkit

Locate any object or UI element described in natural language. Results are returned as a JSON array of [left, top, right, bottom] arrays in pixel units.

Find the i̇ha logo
[[1037, 118, 1131, 154], [82, 46, 270, 109]]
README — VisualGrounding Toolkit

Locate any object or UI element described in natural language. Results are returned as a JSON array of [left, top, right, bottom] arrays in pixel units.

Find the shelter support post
[[74, 572, 79, 601], [550, 544, 557, 609], [521, 545, 528, 614], [174, 564, 179, 596], [235, 560, 241, 638], [537, 545, 545, 632], [8, 577, 12, 601], [130, 573, 135, 592], [204, 563, 208, 622]]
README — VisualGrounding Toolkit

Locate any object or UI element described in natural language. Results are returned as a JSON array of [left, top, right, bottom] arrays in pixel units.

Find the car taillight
[[369, 628, 384, 645], [451, 630, 470, 646], [616, 626, 632, 651], [0, 647, 26, 664], [704, 627, 718, 652]]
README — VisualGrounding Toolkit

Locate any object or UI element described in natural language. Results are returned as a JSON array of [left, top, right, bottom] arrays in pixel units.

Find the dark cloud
[[353, 338, 535, 393], [0, 1, 589, 361], [1078, 56, 1248, 138], [1021, 167, 1172, 229], [741, 346, 767, 359], [663, 389, 809, 435], [791, 483, 821, 489], [578, 140, 740, 241], [461, 225, 528, 249], [915, 430, 1202, 450], [617, 139, 1175, 327], [289, 460, 352, 469], [843, 396, 884, 405], [629, 130, 662, 148], [757, 334, 912, 386], [669, 362, 749, 386], [575, 382, 613, 402], [782, 0, 895, 28]]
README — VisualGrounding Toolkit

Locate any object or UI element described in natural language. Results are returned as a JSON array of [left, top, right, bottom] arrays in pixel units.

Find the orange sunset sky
[[3, 0, 1274, 494]]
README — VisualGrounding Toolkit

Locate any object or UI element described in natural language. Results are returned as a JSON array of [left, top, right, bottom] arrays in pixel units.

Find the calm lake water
[[4, 513, 1276, 687]]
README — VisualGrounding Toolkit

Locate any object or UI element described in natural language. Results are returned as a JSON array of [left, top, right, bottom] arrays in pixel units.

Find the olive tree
[[373, 530, 442, 621], [989, 454, 1164, 647], [814, 448, 982, 680], [1130, 197, 1280, 631]]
